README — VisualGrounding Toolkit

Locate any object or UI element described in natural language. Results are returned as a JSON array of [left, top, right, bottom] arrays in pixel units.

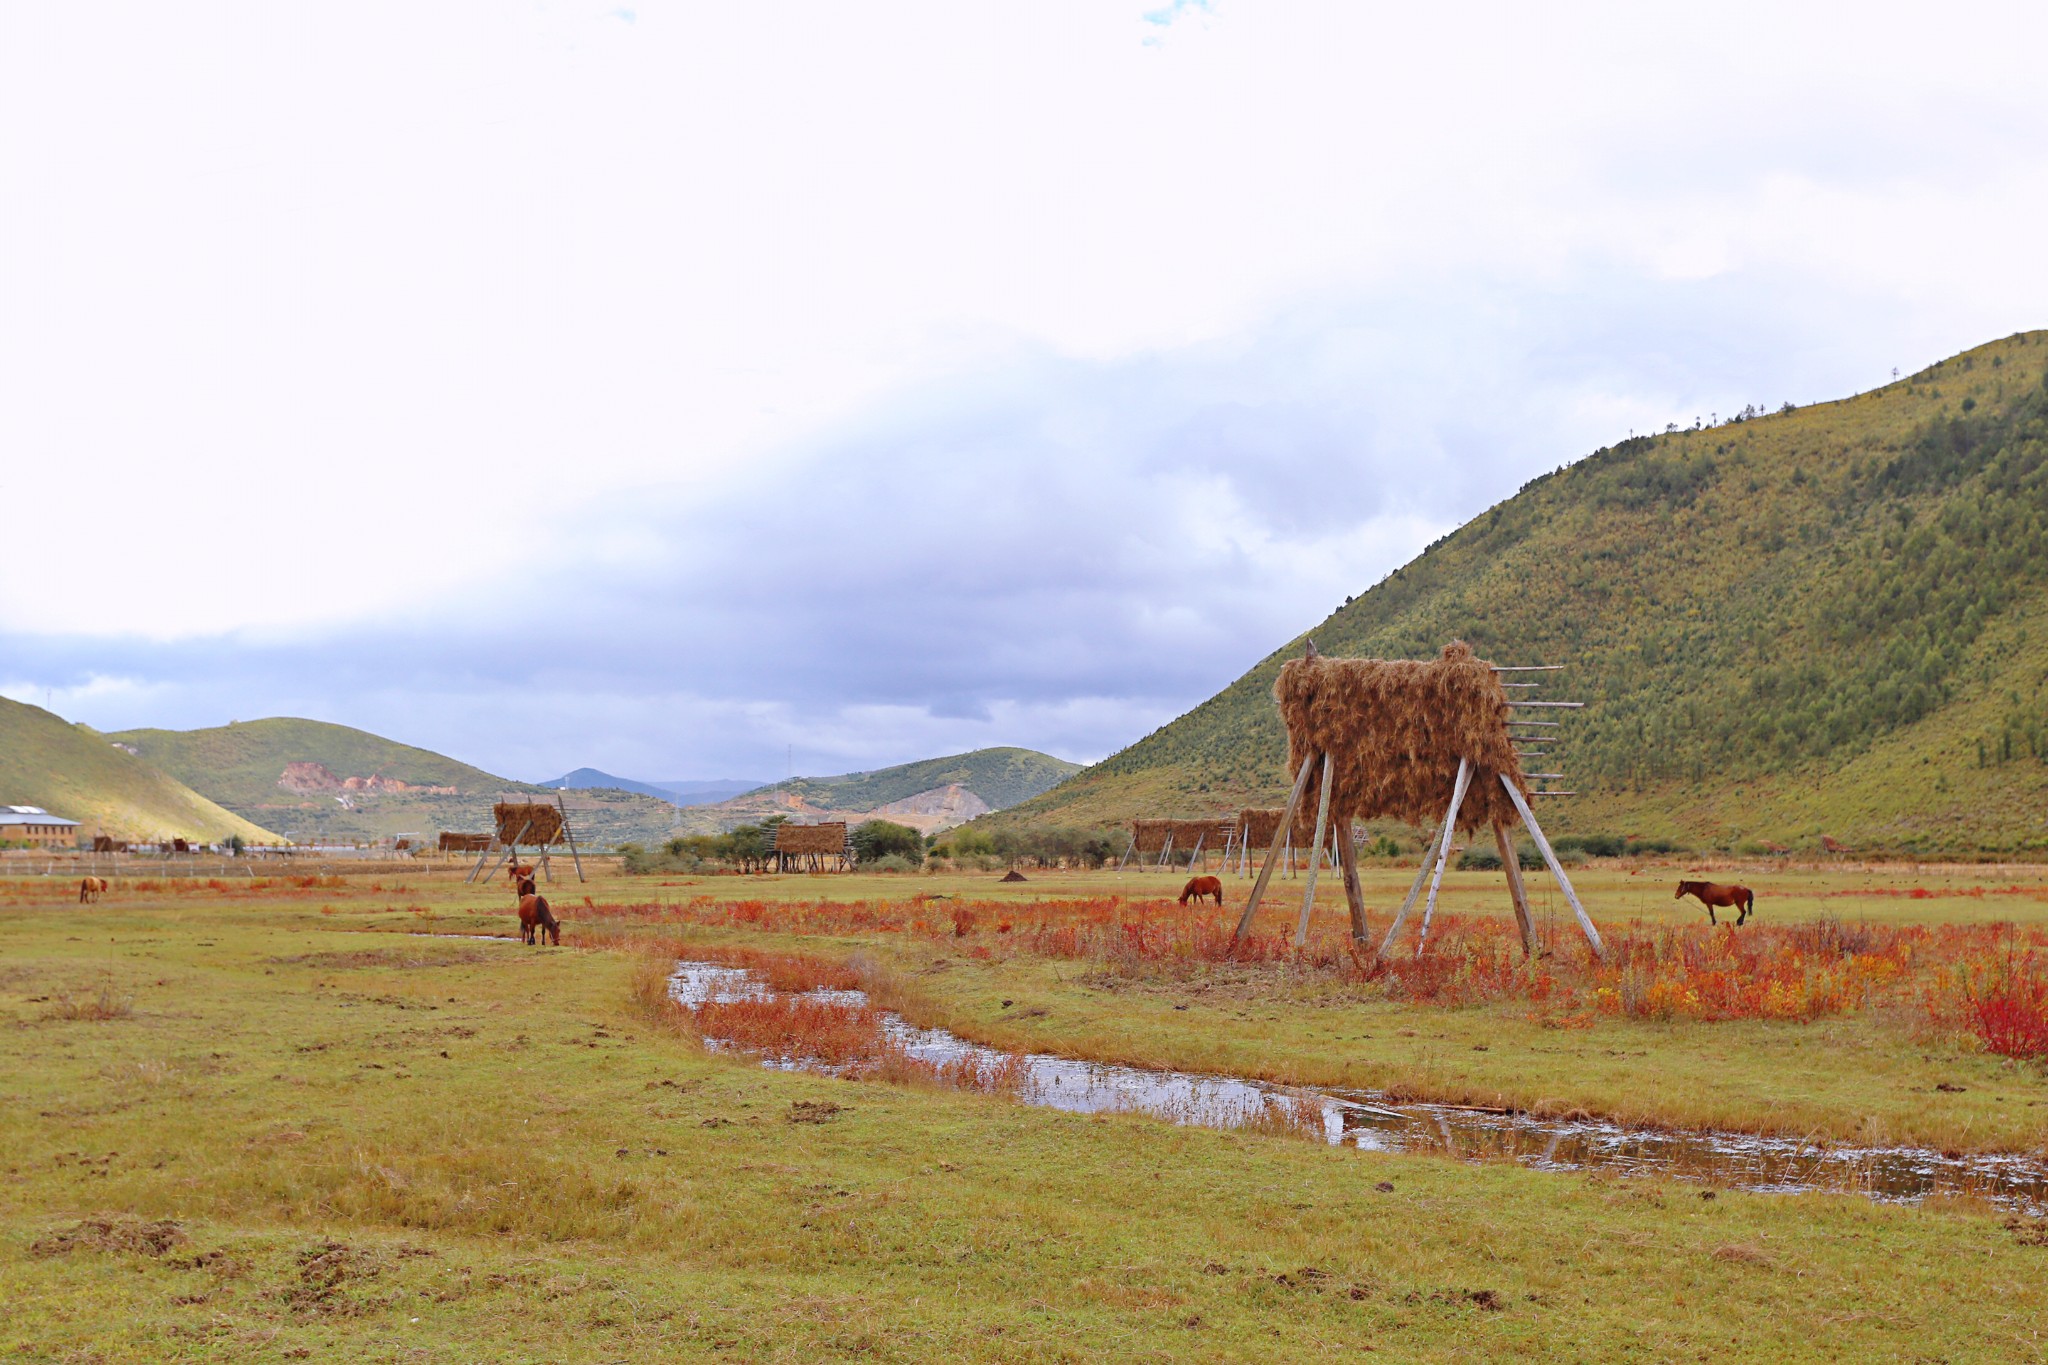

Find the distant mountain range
[[105, 718, 683, 848], [671, 747, 1081, 836], [987, 331, 2048, 855], [539, 769, 767, 805]]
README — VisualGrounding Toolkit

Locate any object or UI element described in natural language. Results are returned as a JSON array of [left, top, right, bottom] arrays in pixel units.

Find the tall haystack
[[1236, 639, 1601, 961], [1275, 641, 1527, 832], [493, 801, 566, 846]]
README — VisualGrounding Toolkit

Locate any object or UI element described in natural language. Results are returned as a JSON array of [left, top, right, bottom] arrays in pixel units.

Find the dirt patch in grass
[[276, 1241, 431, 1315], [787, 1100, 844, 1124], [31, 1217, 187, 1257], [40, 986, 134, 1021]]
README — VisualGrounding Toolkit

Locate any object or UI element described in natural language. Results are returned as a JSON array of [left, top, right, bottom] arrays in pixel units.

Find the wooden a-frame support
[[1231, 751, 1604, 960]]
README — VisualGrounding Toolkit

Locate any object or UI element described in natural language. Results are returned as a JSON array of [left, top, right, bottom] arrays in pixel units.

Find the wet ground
[[670, 959, 2048, 1214]]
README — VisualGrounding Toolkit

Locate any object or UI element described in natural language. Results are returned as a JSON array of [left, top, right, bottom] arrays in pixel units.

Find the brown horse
[[77, 876, 108, 904], [517, 892, 560, 945], [1676, 880, 1755, 926], [1179, 875, 1224, 906]]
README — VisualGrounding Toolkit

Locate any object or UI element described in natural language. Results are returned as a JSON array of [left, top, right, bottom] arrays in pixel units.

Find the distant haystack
[[772, 821, 851, 872], [439, 832, 492, 854], [492, 801, 566, 846]]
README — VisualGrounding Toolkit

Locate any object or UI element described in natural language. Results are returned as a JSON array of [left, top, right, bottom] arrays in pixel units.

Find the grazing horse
[[77, 876, 108, 904], [1676, 880, 1755, 926], [517, 892, 559, 945], [1178, 875, 1225, 906]]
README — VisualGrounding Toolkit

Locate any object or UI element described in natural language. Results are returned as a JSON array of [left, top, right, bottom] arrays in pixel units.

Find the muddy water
[[670, 960, 2048, 1214]]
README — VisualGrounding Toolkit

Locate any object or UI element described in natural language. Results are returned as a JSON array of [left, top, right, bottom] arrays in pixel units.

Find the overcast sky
[[6, 1, 2047, 782]]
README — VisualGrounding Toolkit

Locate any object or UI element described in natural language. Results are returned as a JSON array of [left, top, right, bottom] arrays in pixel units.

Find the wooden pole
[[556, 794, 586, 883], [1157, 831, 1174, 870], [1294, 751, 1336, 948], [1116, 833, 1136, 872], [1498, 773, 1604, 959], [1337, 817, 1369, 946], [1186, 831, 1206, 870], [1232, 753, 1316, 942], [1495, 822, 1537, 957], [468, 820, 534, 885], [1382, 759, 1471, 957], [1413, 758, 1474, 956], [1376, 840, 1438, 955]]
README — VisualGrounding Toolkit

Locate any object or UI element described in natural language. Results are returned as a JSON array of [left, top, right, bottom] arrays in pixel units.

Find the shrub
[[864, 854, 918, 873], [851, 820, 924, 867]]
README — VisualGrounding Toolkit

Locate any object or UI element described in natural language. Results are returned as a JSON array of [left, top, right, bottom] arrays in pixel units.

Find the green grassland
[[989, 331, 2048, 856], [0, 698, 278, 844], [106, 716, 684, 848], [4, 869, 2047, 1360]]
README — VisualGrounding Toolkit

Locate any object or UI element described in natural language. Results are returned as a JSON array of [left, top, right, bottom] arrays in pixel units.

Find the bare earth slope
[[0, 698, 278, 844], [989, 331, 2048, 855], [108, 718, 682, 847]]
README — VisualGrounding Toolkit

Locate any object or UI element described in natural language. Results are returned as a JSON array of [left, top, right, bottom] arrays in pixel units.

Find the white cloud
[[3, 1, 2046, 773]]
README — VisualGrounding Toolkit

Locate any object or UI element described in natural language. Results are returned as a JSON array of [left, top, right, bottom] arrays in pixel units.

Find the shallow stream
[[669, 959, 2048, 1215]]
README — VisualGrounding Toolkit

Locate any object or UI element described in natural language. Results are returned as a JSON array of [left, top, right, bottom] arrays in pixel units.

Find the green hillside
[[0, 698, 279, 844], [989, 331, 2048, 856], [108, 718, 682, 848], [754, 747, 1082, 812]]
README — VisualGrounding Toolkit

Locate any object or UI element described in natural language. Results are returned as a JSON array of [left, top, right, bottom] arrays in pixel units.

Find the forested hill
[[990, 331, 2048, 855], [755, 748, 1081, 812]]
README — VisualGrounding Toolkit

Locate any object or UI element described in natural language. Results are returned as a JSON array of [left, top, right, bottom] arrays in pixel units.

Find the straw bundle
[[493, 802, 566, 846], [1171, 817, 1233, 847], [1129, 819, 1176, 856], [439, 832, 493, 853], [1275, 640, 1527, 833], [1238, 807, 1322, 848], [773, 822, 849, 856]]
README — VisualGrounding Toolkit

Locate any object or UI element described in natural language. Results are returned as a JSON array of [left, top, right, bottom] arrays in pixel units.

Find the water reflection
[[669, 960, 2048, 1214]]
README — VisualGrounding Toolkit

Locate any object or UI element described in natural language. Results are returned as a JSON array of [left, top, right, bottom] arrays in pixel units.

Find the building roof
[[0, 806, 80, 827]]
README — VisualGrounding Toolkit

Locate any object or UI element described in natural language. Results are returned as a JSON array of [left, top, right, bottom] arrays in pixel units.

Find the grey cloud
[[3, 265, 1956, 779]]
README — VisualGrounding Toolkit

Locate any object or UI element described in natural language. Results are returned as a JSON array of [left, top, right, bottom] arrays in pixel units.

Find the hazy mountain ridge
[[672, 747, 1081, 835], [984, 332, 2048, 855], [107, 718, 683, 847]]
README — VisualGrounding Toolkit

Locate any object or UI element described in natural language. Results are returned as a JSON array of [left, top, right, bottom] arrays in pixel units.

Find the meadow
[[3, 858, 2046, 1360]]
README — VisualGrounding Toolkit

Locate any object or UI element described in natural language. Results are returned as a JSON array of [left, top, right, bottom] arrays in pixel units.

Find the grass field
[[4, 861, 2046, 1360]]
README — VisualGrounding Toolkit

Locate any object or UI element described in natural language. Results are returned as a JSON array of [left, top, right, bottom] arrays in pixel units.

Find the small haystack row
[[1233, 806, 1337, 877], [439, 831, 493, 854], [771, 821, 852, 872], [462, 796, 586, 885], [1119, 817, 1236, 871], [1234, 640, 1600, 959]]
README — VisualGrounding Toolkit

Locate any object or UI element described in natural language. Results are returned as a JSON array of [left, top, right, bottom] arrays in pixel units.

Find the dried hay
[[492, 802, 565, 846], [1129, 818, 1231, 855], [438, 832, 492, 854], [773, 822, 849, 856], [1238, 807, 1324, 848], [1275, 640, 1526, 834]]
